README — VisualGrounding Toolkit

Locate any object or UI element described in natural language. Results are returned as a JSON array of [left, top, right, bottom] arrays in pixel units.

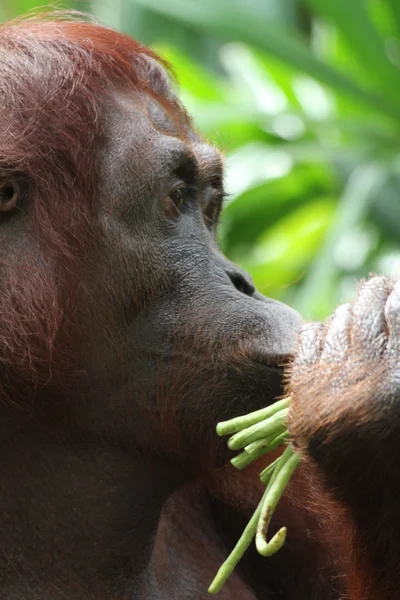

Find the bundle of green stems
[[208, 397, 301, 595]]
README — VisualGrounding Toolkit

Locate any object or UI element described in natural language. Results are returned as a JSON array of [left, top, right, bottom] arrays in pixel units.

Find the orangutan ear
[[0, 181, 20, 213]]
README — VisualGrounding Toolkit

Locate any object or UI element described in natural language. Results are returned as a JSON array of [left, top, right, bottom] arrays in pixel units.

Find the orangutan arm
[[288, 276, 400, 600]]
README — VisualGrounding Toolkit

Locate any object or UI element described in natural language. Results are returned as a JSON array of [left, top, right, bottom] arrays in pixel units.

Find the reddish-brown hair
[[0, 14, 188, 403]]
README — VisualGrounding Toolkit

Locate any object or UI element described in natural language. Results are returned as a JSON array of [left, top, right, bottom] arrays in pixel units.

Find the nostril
[[228, 271, 256, 297]]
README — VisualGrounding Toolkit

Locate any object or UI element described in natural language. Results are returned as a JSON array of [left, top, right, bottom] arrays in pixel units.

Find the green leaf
[[8, 0, 39, 15], [385, 0, 400, 39], [305, 0, 400, 107], [221, 162, 335, 255], [236, 197, 336, 297], [155, 44, 227, 102], [131, 0, 400, 121], [370, 174, 400, 242], [293, 163, 388, 318], [5, 0, 78, 19]]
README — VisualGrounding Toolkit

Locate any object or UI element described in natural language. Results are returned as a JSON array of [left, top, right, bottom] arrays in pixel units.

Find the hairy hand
[[288, 275, 400, 460], [287, 275, 400, 599]]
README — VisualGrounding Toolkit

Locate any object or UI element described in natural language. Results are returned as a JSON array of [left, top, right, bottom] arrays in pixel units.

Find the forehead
[[101, 90, 223, 190]]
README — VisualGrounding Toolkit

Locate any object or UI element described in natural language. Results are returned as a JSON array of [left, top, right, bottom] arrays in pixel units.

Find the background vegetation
[[3, 0, 400, 319]]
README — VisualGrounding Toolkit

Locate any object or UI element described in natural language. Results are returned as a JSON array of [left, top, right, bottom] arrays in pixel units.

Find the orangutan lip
[[250, 350, 292, 371]]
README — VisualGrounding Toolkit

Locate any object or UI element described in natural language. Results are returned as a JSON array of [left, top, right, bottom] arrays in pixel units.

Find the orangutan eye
[[0, 181, 20, 213], [204, 198, 221, 228], [203, 189, 227, 230], [169, 186, 185, 210], [162, 183, 195, 220]]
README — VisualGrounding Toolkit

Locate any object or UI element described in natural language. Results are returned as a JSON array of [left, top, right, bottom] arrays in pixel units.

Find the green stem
[[244, 437, 274, 455], [259, 457, 280, 486], [216, 397, 290, 436], [227, 408, 289, 451], [230, 432, 289, 470], [230, 444, 270, 470], [208, 485, 269, 595]]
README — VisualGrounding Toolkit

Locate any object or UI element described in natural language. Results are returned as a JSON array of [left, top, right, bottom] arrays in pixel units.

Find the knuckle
[[355, 275, 392, 309], [321, 303, 352, 362], [384, 280, 400, 355], [356, 275, 392, 303], [352, 276, 393, 349], [295, 322, 324, 367], [385, 280, 400, 321]]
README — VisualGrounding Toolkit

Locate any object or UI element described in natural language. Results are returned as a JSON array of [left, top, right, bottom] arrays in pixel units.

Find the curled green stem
[[255, 446, 301, 557], [209, 397, 300, 595]]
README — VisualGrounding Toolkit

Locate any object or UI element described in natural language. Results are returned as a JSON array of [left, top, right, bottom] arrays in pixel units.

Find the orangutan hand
[[287, 275, 400, 599], [287, 275, 400, 464]]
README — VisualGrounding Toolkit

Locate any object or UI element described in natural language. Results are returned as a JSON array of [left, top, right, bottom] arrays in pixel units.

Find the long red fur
[[0, 15, 187, 403]]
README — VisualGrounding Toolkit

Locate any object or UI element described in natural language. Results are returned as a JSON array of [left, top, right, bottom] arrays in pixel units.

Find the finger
[[385, 279, 400, 354], [352, 276, 392, 357], [294, 322, 324, 367], [321, 303, 352, 362]]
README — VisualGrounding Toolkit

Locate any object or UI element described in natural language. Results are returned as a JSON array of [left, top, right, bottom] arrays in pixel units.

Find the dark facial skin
[[78, 92, 302, 450], [0, 81, 304, 599]]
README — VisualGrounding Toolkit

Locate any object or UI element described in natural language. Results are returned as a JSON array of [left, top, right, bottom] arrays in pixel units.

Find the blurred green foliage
[[4, 0, 400, 319]]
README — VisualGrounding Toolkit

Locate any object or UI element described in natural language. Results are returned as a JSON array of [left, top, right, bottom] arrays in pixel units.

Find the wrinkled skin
[[0, 65, 312, 597], [289, 276, 400, 600]]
